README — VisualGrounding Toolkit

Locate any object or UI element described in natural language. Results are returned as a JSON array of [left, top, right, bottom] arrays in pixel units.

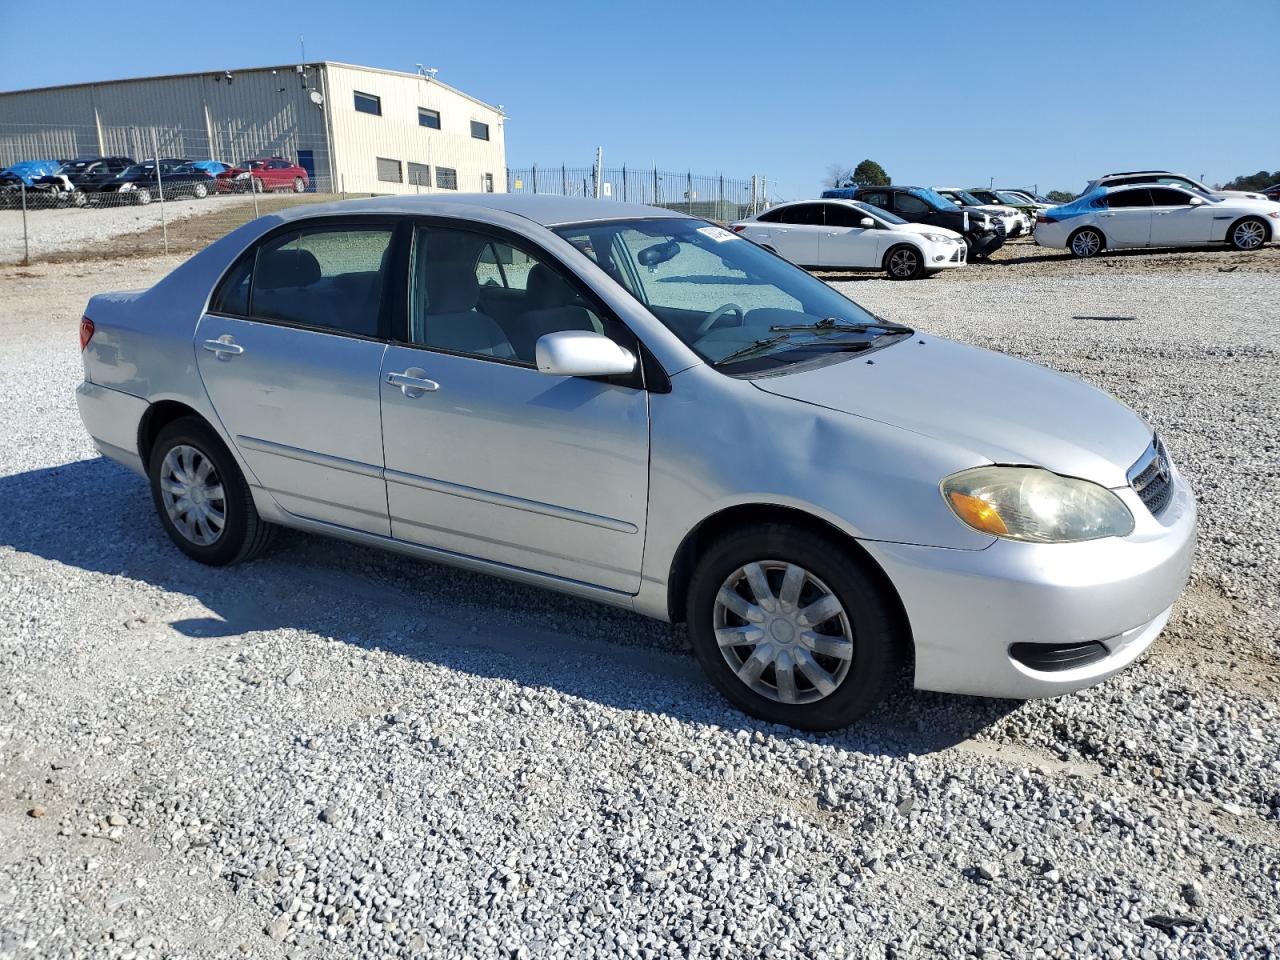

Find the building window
[[418, 108, 440, 129], [353, 91, 382, 116], [376, 157, 402, 183], [435, 166, 458, 190], [470, 121, 489, 141], [482, 173, 494, 193], [407, 162, 431, 187]]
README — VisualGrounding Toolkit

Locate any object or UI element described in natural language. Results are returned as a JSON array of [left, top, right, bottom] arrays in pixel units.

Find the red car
[[214, 157, 308, 194]]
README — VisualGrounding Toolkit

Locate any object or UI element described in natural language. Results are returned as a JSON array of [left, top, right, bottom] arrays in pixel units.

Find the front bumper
[[861, 472, 1196, 699], [923, 239, 966, 270], [969, 231, 1004, 258]]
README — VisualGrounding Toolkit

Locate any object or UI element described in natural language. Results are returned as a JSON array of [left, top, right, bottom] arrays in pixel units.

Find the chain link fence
[[507, 165, 774, 223]]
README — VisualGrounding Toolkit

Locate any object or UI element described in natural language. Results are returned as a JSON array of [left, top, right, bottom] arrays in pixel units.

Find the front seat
[[514, 264, 602, 362], [420, 259, 516, 360]]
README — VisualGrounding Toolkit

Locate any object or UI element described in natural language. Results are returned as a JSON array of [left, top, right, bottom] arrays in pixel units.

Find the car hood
[[752, 335, 1151, 488]]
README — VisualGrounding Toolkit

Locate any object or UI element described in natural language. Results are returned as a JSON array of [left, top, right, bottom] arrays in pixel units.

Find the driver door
[[1148, 187, 1212, 245], [379, 223, 650, 593], [820, 202, 883, 268]]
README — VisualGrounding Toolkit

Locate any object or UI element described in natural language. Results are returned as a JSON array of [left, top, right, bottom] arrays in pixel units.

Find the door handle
[[202, 335, 244, 359], [387, 367, 439, 399]]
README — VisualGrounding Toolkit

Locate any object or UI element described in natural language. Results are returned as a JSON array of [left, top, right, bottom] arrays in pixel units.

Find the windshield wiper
[[769, 317, 913, 335], [714, 334, 791, 366]]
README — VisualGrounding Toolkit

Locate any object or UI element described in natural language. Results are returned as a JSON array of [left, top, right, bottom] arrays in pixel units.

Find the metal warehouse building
[[0, 61, 507, 195]]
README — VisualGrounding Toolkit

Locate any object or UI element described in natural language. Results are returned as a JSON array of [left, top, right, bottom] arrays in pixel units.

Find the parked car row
[[732, 170, 1278, 277], [0, 155, 309, 207]]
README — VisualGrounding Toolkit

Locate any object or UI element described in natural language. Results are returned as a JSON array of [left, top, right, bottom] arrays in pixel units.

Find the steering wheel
[[695, 303, 745, 336]]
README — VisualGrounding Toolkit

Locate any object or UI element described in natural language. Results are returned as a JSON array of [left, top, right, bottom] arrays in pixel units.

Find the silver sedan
[[75, 194, 1195, 729]]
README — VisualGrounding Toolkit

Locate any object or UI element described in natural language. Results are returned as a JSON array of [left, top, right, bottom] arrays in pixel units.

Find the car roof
[[1099, 170, 1178, 178], [274, 193, 690, 228]]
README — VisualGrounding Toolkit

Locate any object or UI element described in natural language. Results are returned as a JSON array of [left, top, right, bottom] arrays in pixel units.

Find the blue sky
[[2, 0, 1276, 199]]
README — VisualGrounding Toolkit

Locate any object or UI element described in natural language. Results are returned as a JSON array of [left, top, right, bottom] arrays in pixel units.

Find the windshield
[[910, 187, 958, 210], [849, 200, 907, 225], [58, 160, 94, 174], [551, 218, 909, 375], [949, 190, 984, 206], [994, 191, 1030, 204]]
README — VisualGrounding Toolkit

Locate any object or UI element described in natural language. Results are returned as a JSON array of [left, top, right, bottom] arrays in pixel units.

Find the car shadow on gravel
[[0, 457, 1021, 757]]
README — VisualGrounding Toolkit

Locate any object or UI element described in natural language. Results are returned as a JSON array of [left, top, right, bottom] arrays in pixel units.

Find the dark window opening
[[353, 91, 382, 116], [418, 107, 440, 129], [470, 121, 490, 141]]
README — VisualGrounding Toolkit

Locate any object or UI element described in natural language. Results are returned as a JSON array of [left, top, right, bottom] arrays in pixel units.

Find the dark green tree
[[850, 159, 891, 186], [1223, 169, 1279, 191], [1046, 190, 1076, 203]]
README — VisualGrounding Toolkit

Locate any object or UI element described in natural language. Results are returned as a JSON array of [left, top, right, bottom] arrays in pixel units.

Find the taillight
[[1036, 213, 1057, 225], [80, 316, 95, 350], [731, 225, 747, 233]]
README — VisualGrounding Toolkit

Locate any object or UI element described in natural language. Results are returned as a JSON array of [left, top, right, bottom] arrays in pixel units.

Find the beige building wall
[[323, 62, 506, 195]]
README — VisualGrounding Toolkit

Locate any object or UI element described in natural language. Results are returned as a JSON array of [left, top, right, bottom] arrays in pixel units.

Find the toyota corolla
[[75, 194, 1196, 729]]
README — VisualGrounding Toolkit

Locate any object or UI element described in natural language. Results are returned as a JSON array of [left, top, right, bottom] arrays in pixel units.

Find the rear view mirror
[[535, 330, 636, 378], [637, 239, 679, 268], [859, 217, 876, 228]]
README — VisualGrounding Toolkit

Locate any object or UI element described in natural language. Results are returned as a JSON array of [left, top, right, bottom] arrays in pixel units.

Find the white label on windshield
[[697, 225, 737, 243]]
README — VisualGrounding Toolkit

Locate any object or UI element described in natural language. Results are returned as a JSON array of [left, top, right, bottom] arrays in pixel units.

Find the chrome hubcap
[[713, 561, 854, 705], [1073, 231, 1101, 256], [1234, 221, 1264, 249], [159, 445, 226, 546], [889, 249, 918, 276]]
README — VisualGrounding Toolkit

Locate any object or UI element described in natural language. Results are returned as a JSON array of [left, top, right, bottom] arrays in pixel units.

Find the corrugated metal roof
[[0, 61, 502, 114]]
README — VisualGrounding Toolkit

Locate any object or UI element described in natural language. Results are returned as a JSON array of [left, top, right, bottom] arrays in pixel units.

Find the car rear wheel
[[293, 176, 305, 193], [1069, 227, 1104, 258], [70, 191, 87, 207], [1228, 217, 1268, 251], [686, 524, 902, 730], [885, 244, 925, 280], [192, 181, 208, 199], [134, 188, 151, 205], [148, 418, 275, 566]]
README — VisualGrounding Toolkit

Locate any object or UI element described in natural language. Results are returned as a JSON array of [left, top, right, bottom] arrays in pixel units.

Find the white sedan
[[731, 199, 966, 280], [1035, 184, 1280, 257]]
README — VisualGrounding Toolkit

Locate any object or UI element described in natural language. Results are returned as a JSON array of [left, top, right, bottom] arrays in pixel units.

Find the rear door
[[1148, 187, 1212, 245], [773, 203, 825, 265], [195, 219, 400, 534], [820, 202, 884, 267], [1097, 188, 1154, 246]]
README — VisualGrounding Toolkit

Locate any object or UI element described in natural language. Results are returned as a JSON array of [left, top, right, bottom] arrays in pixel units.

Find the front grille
[[1128, 435, 1173, 516]]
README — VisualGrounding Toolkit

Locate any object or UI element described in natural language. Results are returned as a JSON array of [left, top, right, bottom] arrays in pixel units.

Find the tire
[[292, 176, 305, 193], [1068, 227, 1104, 258], [1228, 217, 1268, 251], [134, 187, 152, 206], [148, 417, 275, 566], [192, 181, 208, 199], [685, 524, 902, 730], [70, 190, 87, 208], [884, 244, 925, 281], [251, 177, 264, 193]]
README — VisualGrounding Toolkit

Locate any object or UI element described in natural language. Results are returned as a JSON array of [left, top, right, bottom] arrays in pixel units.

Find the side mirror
[[859, 217, 876, 228], [535, 330, 636, 377], [1188, 196, 1205, 206]]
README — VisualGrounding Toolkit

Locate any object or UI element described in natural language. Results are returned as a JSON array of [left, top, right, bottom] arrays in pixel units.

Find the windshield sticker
[[697, 225, 737, 243]]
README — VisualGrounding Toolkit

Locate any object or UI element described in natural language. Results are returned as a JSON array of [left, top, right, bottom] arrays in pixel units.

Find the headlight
[[923, 233, 953, 243], [941, 466, 1134, 543], [234, 172, 250, 180], [118, 182, 134, 191]]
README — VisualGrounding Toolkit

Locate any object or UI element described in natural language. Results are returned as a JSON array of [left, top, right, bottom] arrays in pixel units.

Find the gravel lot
[[1, 246, 1278, 959]]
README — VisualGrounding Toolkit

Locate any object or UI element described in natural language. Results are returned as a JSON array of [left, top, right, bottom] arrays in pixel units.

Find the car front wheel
[[885, 244, 925, 280], [192, 181, 208, 199], [293, 176, 306, 193], [686, 524, 902, 730], [1228, 217, 1268, 251], [148, 418, 275, 566]]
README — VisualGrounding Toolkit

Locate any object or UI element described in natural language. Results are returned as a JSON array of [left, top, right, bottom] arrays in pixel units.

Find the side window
[[824, 203, 869, 228], [249, 225, 394, 338], [1107, 189, 1152, 208], [859, 191, 889, 209], [210, 254, 252, 316], [755, 208, 784, 223], [1149, 188, 1192, 206], [409, 226, 612, 366], [779, 203, 824, 226], [894, 194, 930, 215]]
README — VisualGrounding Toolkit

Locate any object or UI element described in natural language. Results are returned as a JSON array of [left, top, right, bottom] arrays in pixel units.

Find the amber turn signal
[[947, 491, 1009, 536]]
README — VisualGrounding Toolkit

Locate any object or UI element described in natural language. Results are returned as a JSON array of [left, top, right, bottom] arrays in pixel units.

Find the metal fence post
[[152, 131, 169, 256], [653, 166, 659, 205], [621, 165, 627, 203], [562, 165, 567, 195], [532, 163, 538, 194], [20, 181, 30, 265], [687, 172, 693, 214], [718, 175, 724, 221]]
